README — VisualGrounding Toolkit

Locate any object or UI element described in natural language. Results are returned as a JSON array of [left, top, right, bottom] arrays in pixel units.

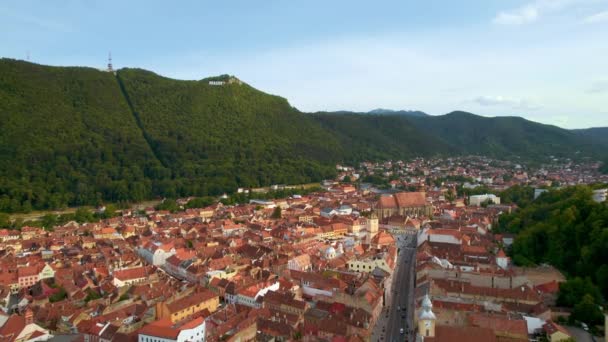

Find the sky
[[1, 0, 607, 129]]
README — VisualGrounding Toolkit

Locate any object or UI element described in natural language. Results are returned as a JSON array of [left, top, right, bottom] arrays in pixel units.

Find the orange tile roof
[[17, 266, 38, 278], [113, 266, 148, 281], [394, 191, 427, 207], [543, 321, 571, 337], [166, 290, 218, 313], [468, 313, 528, 338], [426, 325, 497, 342]]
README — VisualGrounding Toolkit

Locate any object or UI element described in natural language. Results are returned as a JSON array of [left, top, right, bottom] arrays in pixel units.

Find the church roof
[[378, 192, 427, 209], [419, 294, 436, 320]]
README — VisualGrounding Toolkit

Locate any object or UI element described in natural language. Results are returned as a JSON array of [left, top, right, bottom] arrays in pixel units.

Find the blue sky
[[1, 0, 607, 128]]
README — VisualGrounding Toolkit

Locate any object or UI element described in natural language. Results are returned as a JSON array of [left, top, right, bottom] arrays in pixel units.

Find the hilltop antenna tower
[[107, 52, 113, 72]]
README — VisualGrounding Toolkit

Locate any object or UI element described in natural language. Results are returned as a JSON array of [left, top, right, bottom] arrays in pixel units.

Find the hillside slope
[[310, 113, 454, 162], [0, 59, 163, 211], [116, 69, 340, 196], [1, 59, 607, 212], [407, 111, 606, 159], [572, 127, 608, 147]]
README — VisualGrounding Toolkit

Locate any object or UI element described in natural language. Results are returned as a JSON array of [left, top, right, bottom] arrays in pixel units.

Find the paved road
[[371, 232, 417, 342]]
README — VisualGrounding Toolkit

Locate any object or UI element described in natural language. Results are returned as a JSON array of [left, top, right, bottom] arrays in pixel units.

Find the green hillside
[[0, 59, 163, 212], [573, 127, 608, 146], [406, 111, 606, 159], [116, 69, 340, 196], [310, 113, 454, 162], [1, 59, 607, 212], [497, 185, 608, 324]]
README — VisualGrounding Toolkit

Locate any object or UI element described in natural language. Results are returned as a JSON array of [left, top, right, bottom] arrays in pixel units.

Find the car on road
[[400, 328, 404, 334]]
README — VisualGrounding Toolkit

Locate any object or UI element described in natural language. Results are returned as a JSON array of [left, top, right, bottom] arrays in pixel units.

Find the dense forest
[[0, 59, 163, 212], [406, 111, 606, 159], [600, 160, 608, 174], [1, 58, 607, 213], [498, 185, 608, 325]]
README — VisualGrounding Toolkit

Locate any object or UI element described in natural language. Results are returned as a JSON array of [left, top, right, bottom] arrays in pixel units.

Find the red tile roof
[[166, 290, 218, 313], [468, 313, 528, 339], [425, 325, 497, 342], [543, 320, 571, 337], [113, 266, 149, 281]]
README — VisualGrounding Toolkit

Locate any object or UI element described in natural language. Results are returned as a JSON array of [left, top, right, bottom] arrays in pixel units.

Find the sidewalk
[[371, 306, 391, 341]]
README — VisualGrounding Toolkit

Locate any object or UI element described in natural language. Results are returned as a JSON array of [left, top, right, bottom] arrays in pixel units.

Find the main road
[[372, 232, 417, 342]]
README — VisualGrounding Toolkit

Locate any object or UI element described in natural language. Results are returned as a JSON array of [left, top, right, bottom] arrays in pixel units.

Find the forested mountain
[[405, 111, 606, 159], [1, 58, 607, 212], [0, 59, 163, 212], [116, 69, 340, 197], [366, 109, 429, 117], [573, 127, 608, 146], [498, 185, 608, 324], [310, 113, 455, 162]]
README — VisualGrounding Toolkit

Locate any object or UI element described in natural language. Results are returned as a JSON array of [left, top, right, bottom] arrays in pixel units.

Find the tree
[[185, 197, 215, 209], [156, 199, 180, 212], [445, 189, 455, 203], [0, 213, 10, 228], [571, 294, 604, 325], [74, 207, 94, 223], [49, 287, 67, 302], [557, 278, 602, 307], [271, 206, 282, 219], [342, 175, 352, 183], [40, 214, 58, 230], [84, 289, 102, 302], [99, 204, 117, 219]]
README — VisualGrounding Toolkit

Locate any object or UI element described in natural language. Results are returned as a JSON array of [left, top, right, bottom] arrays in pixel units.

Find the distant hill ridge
[[0, 58, 606, 212]]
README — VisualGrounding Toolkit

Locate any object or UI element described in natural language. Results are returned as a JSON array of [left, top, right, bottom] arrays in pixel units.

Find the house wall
[[176, 321, 206, 342], [419, 268, 528, 289], [139, 335, 175, 342]]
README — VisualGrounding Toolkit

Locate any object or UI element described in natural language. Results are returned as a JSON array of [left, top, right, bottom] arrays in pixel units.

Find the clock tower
[[367, 211, 379, 240], [418, 294, 436, 338]]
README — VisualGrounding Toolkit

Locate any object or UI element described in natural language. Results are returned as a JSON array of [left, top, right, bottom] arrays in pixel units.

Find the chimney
[[25, 308, 34, 325]]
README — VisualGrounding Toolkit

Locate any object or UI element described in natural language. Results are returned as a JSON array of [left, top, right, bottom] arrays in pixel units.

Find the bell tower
[[367, 211, 379, 239], [418, 294, 436, 338]]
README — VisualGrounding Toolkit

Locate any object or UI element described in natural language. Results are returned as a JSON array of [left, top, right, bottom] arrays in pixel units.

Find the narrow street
[[371, 232, 417, 342]]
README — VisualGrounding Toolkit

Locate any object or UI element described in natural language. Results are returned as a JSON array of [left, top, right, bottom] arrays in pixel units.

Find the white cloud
[[154, 27, 608, 128], [583, 10, 608, 23], [493, 0, 595, 25], [474, 96, 541, 110], [587, 80, 608, 93], [493, 5, 539, 25]]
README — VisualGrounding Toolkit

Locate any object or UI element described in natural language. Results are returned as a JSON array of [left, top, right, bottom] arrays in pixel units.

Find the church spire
[[418, 293, 436, 338]]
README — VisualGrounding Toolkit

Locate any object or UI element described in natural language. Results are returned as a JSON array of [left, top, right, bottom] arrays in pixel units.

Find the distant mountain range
[[367, 109, 429, 117], [1, 58, 606, 212], [572, 127, 608, 146], [325, 109, 429, 117]]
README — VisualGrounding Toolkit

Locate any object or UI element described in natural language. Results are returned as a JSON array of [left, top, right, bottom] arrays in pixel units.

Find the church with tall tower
[[366, 211, 379, 240], [417, 294, 436, 340]]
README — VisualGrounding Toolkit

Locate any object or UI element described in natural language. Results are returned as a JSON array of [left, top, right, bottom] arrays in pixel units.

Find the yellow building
[[543, 321, 573, 342], [157, 290, 219, 323], [417, 294, 436, 339], [348, 256, 392, 274]]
